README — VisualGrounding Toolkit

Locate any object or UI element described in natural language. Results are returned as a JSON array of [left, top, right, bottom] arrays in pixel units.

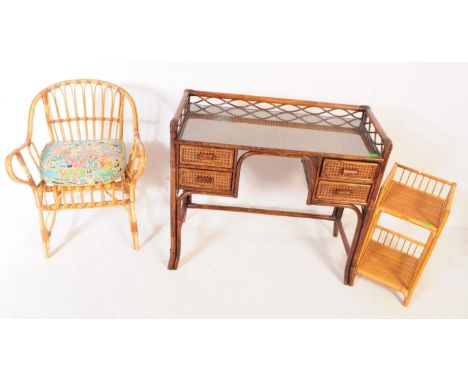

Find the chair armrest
[[5, 141, 41, 188], [125, 139, 146, 182]]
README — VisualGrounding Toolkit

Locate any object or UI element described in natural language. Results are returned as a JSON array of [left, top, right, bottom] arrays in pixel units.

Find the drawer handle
[[334, 189, 352, 196], [195, 175, 214, 184], [196, 152, 215, 161], [342, 168, 358, 176]]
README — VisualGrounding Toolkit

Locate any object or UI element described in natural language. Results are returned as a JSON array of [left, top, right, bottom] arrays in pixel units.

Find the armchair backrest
[[30, 79, 139, 142]]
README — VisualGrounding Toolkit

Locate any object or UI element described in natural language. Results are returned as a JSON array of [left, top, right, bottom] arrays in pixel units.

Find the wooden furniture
[[5, 79, 146, 257], [169, 90, 393, 283], [352, 163, 456, 305]]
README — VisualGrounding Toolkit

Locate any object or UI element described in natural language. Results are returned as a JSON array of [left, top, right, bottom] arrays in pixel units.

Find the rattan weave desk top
[[179, 104, 377, 157]]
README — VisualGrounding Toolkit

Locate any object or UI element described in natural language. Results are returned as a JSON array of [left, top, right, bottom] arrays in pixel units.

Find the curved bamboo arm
[[5, 92, 43, 188], [5, 141, 40, 188], [126, 139, 146, 182], [119, 91, 146, 182]]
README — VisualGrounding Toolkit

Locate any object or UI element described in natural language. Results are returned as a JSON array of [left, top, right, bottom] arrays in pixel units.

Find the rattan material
[[357, 229, 421, 293], [169, 90, 393, 275], [380, 183, 446, 229], [178, 96, 384, 156], [187, 97, 364, 128], [302, 158, 316, 196], [354, 163, 456, 306], [179, 168, 232, 191], [321, 159, 377, 181], [5, 79, 146, 257], [181, 116, 372, 156], [179, 144, 234, 169], [316, 181, 371, 204], [40, 181, 128, 210]]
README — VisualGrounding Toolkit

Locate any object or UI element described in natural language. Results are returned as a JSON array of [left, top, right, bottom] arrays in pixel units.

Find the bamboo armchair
[[5, 79, 146, 257]]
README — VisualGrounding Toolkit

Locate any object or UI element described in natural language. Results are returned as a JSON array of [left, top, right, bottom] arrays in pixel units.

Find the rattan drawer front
[[179, 168, 232, 191], [321, 159, 377, 181], [180, 145, 234, 169], [316, 181, 371, 204]]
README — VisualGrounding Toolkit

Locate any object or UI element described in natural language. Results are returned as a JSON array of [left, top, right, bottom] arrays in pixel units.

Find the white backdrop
[[0, 63, 467, 318]]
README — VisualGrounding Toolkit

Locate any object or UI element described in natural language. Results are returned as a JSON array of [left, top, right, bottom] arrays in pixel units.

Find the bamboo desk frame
[[169, 90, 392, 284]]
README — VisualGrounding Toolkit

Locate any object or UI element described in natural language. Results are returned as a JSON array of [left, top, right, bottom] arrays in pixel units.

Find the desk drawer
[[321, 159, 377, 181], [180, 145, 234, 169], [316, 181, 371, 204], [179, 168, 232, 191]]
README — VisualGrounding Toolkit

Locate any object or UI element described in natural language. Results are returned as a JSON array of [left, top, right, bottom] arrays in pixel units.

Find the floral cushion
[[40, 139, 125, 185]]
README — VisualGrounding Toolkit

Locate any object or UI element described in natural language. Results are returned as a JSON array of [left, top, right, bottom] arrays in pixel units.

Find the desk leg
[[335, 205, 363, 285], [344, 207, 369, 285], [168, 201, 179, 270], [181, 195, 191, 223], [169, 190, 191, 270], [168, 139, 180, 269], [332, 207, 344, 237]]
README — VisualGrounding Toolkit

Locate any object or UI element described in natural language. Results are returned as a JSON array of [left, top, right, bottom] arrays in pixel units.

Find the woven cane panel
[[180, 145, 234, 169], [181, 117, 371, 156], [179, 168, 232, 191], [321, 159, 377, 181], [316, 181, 370, 204]]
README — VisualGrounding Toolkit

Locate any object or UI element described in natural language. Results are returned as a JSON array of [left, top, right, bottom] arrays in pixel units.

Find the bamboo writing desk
[[169, 90, 392, 284]]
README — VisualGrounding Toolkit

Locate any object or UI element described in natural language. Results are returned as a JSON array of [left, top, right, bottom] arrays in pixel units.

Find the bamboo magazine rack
[[352, 163, 456, 305]]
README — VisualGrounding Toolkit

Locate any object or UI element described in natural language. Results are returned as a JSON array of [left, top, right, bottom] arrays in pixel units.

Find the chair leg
[[127, 186, 139, 250], [37, 207, 53, 258]]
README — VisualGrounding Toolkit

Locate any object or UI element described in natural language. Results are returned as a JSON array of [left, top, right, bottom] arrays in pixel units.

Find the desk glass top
[[179, 104, 377, 157]]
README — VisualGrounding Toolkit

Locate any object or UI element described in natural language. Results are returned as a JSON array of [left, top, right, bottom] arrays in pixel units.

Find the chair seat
[[40, 139, 125, 186]]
